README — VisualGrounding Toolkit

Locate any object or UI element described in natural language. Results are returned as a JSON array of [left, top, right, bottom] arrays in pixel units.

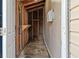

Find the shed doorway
[[16, 0, 49, 58], [19, 7, 49, 58]]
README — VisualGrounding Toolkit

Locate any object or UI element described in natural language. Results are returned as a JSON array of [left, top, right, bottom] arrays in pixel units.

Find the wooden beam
[[27, 6, 44, 12], [23, 0, 44, 6], [25, 2, 45, 10]]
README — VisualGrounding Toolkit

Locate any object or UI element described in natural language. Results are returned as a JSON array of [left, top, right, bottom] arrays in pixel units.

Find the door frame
[[3, 0, 16, 58], [2, 0, 70, 58], [3, 0, 7, 58], [61, 0, 69, 58]]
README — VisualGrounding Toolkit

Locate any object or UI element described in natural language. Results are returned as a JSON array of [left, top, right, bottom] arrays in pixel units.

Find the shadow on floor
[[19, 35, 50, 58]]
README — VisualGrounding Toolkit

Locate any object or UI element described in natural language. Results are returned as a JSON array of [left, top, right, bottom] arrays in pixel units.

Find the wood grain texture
[[16, 0, 45, 57], [16, 0, 28, 57]]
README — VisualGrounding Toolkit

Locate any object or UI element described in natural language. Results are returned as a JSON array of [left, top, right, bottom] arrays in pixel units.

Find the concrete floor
[[19, 35, 49, 58]]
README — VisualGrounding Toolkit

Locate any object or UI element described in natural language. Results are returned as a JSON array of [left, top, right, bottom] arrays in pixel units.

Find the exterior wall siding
[[69, 0, 79, 58]]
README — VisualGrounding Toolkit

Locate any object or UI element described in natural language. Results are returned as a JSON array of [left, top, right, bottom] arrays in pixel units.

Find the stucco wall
[[43, 0, 61, 57]]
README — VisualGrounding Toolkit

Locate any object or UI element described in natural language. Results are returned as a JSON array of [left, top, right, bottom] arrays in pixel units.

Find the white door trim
[[3, 0, 7, 58], [61, 0, 69, 58]]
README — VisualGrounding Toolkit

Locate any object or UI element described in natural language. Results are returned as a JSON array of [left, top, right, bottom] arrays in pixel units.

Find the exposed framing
[[27, 6, 44, 42], [2, 0, 70, 58], [27, 6, 44, 12], [15, 0, 45, 57], [15, 0, 29, 57]]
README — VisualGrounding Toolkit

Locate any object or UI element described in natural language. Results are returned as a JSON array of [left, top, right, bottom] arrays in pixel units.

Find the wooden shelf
[[22, 25, 31, 31]]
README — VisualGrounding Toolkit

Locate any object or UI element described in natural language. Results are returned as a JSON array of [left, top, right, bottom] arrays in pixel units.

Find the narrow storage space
[[19, 7, 49, 58], [16, 0, 49, 58], [28, 8, 43, 42]]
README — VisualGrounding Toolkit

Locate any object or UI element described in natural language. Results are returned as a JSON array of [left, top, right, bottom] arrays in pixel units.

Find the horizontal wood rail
[[25, 2, 45, 10], [23, 0, 45, 6]]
